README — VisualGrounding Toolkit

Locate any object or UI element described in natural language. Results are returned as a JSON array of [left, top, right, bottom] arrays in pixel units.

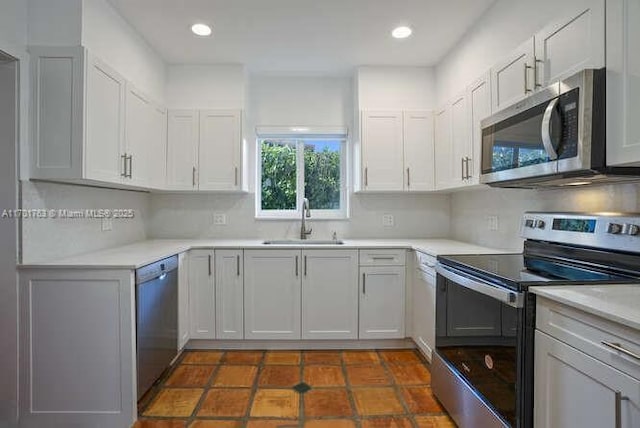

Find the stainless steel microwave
[[480, 69, 640, 188]]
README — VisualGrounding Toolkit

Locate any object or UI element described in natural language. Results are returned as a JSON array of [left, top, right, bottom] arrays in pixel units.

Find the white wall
[[436, 0, 596, 103], [27, 0, 82, 46], [166, 65, 246, 109], [357, 66, 436, 110], [81, 0, 166, 101]]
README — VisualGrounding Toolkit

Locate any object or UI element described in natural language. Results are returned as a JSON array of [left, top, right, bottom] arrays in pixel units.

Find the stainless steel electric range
[[434, 212, 640, 428]]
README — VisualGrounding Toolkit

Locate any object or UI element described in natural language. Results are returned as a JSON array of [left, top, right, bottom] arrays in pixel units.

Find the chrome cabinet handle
[[602, 341, 640, 361], [541, 98, 559, 160], [236, 255, 240, 276], [121, 154, 127, 177], [465, 157, 471, 180], [208, 254, 212, 276], [534, 57, 543, 88], [192, 167, 196, 187], [126, 155, 133, 178], [234, 167, 238, 186], [372, 256, 394, 260], [364, 167, 368, 187], [362, 273, 366, 295], [524, 63, 533, 93], [295, 256, 299, 277], [615, 391, 629, 428], [304, 255, 307, 276], [461, 157, 466, 181], [406, 168, 410, 188]]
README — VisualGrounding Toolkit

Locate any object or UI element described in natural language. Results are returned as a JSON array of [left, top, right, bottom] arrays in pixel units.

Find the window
[[257, 136, 347, 219]]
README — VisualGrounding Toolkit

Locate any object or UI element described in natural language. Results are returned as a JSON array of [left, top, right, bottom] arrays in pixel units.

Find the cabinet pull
[[364, 167, 368, 187], [234, 167, 238, 186], [602, 341, 640, 361], [192, 167, 196, 187], [295, 256, 299, 277], [534, 57, 543, 88], [615, 391, 629, 428], [304, 255, 307, 276], [126, 155, 133, 178], [372, 256, 394, 261], [461, 158, 466, 181], [236, 255, 240, 276], [406, 168, 410, 188], [121, 154, 127, 177], [362, 273, 366, 295], [524, 63, 533, 93], [208, 254, 212, 276], [465, 157, 471, 180]]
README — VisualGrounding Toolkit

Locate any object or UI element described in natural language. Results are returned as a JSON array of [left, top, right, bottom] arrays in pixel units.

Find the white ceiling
[[107, 0, 496, 75]]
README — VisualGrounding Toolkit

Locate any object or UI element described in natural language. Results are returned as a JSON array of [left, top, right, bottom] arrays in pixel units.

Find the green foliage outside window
[[261, 140, 342, 211]]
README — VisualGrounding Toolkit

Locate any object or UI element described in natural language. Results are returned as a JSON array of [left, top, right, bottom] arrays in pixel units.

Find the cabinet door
[[167, 110, 199, 190], [606, 0, 640, 167], [188, 250, 215, 339], [535, 331, 640, 428], [244, 250, 301, 340], [491, 37, 535, 112], [215, 250, 243, 340], [434, 105, 453, 190], [403, 111, 435, 191], [535, 0, 605, 87], [177, 253, 190, 349], [85, 54, 125, 183], [450, 92, 470, 188], [467, 73, 492, 184], [124, 85, 153, 187], [148, 105, 167, 189], [359, 266, 405, 339], [198, 110, 242, 191], [302, 250, 358, 340], [361, 111, 404, 191], [412, 268, 436, 361]]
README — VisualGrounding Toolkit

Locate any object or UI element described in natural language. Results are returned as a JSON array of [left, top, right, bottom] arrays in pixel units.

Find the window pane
[[261, 140, 297, 210], [304, 140, 341, 210]]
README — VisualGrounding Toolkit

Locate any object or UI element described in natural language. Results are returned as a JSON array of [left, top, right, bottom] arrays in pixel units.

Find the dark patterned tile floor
[[135, 349, 456, 428]]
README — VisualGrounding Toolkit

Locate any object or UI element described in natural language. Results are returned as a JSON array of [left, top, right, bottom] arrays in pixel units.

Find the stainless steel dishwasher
[[136, 255, 179, 400]]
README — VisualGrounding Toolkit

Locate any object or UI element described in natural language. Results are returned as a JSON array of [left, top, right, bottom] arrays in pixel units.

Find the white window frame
[[256, 136, 348, 220]]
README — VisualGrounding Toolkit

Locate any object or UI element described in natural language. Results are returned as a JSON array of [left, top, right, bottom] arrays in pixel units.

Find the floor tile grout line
[[187, 350, 227, 425], [341, 350, 362, 428]]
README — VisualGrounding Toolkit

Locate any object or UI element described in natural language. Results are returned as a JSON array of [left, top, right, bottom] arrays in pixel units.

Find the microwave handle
[[541, 98, 559, 160]]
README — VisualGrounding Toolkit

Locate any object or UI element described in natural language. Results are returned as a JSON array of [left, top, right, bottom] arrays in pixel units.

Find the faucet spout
[[300, 198, 312, 239]]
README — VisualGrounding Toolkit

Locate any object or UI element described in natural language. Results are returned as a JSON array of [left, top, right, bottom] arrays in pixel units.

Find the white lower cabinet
[[359, 266, 406, 339], [302, 250, 359, 339], [177, 252, 190, 349], [188, 250, 215, 339], [215, 249, 244, 339], [412, 252, 436, 361], [535, 331, 640, 428], [244, 250, 301, 340]]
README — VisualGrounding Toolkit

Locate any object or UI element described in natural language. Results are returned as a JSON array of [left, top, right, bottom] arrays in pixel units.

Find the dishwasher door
[[136, 256, 179, 400]]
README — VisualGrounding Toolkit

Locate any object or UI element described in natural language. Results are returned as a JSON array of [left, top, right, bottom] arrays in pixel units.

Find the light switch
[[487, 215, 499, 231], [213, 213, 227, 225], [382, 214, 395, 227]]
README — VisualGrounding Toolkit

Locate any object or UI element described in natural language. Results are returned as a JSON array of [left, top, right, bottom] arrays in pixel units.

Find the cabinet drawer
[[415, 251, 437, 273], [537, 297, 640, 379], [359, 249, 406, 266]]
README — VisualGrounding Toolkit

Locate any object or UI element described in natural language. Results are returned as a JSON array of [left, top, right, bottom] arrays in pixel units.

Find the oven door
[[433, 265, 527, 428]]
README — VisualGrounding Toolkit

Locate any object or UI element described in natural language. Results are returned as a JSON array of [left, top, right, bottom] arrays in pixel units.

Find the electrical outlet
[[213, 213, 227, 225], [487, 215, 499, 231], [382, 214, 395, 227], [101, 217, 113, 232]]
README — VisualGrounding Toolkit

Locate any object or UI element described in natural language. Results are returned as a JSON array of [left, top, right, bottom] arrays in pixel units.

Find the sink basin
[[263, 239, 345, 245]]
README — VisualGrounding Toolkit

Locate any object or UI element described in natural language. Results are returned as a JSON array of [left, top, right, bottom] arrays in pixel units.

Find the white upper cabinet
[[30, 46, 167, 190], [491, 38, 536, 112], [215, 249, 244, 340], [466, 73, 492, 184], [198, 110, 243, 191], [434, 105, 453, 190], [361, 111, 405, 191], [450, 92, 470, 189], [167, 110, 199, 190], [606, 0, 640, 167], [403, 112, 435, 191], [535, 0, 605, 88], [301, 250, 359, 340], [84, 54, 126, 183]]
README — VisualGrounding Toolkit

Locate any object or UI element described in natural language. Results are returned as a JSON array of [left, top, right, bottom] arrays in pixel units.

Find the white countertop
[[531, 284, 640, 331], [19, 238, 509, 270]]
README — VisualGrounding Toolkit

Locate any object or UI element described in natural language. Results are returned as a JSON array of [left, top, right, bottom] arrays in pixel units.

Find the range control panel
[[521, 212, 640, 253]]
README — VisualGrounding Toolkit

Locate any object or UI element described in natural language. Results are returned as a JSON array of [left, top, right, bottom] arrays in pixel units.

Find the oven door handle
[[437, 265, 525, 308], [541, 97, 560, 161]]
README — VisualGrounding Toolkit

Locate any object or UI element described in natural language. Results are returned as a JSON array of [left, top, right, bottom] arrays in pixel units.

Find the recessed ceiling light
[[392, 26, 413, 39], [191, 23, 212, 37]]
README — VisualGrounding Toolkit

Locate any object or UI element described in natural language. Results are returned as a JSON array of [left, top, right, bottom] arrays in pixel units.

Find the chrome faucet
[[300, 198, 312, 239]]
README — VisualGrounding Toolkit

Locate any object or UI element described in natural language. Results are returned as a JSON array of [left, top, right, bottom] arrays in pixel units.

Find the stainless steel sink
[[263, 239, 345, 245]]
